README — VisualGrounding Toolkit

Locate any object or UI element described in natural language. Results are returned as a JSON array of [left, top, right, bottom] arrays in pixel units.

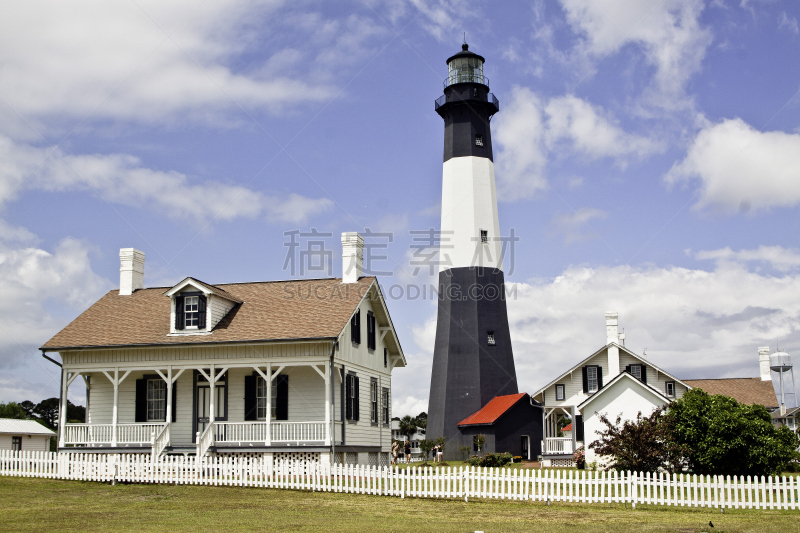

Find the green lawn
[[1, 476, 798, 532]]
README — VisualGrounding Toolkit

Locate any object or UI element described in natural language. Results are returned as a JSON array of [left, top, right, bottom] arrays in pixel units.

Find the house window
[[665, 381, 675, 398], [11, 436, 21, 451], [487, 331, 496, 345], [480, 230, 488, 243], [184, 295, 199, 328], [630, 365, 641, 380], [475, 134, 483, 146], [351, 310, 361, 344], [367, 311, 376, 350], [384, 348, 388, 368], [555, 384, 565, 401], [146, 379, 167, 421], [587, 366, 599, 394], [256, 377, 268, 420], [346, 374, 359, 421], [382, 388, 390, 425], [473, 87, 478, 97], [370, 378, 379, 424]]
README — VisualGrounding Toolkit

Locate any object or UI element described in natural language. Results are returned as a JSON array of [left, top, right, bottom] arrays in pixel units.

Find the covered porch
[[59, 360, 342, 458], [541, 405, 583, 466]]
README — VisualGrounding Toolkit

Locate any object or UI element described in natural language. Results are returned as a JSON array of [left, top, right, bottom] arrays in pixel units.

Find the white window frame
[[555, 384, 565, 401], [475, 134, 483, 146], [587, 367, 599, 394], [480, 229, 488, 243], [382, 388, 390, 425], [256, 377, 268, 420], [630, 365, 642, 380], [665, 381, 675, 398], [146, 378, 167, 422], [487, 331, 496, 345], [184, 295, 199, 328], [370, 379, 378, 424]]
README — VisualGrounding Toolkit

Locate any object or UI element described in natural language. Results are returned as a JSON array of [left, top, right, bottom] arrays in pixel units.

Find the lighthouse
[[427, 44, 537, 460]]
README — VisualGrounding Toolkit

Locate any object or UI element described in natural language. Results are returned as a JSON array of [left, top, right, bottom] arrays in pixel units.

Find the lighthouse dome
[[445, 44, 487, 87]]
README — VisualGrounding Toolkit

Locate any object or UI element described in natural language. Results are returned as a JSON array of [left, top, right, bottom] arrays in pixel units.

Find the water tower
[[770, 350, 796, 415]]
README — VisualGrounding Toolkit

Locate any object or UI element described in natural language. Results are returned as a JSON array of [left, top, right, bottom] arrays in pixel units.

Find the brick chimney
[[119, 248, 145, 295], [341, 233, 363, 284], [606, 312, 620, 376], [759, 346, 772, 381]]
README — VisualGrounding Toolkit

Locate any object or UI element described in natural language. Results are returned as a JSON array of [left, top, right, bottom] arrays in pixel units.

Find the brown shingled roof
[[682, 378, 778, 408], [41, 277, 376, 350]]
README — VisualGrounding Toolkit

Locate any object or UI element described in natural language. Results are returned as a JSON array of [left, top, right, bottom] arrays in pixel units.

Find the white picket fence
[[1, 449, 799, 510]]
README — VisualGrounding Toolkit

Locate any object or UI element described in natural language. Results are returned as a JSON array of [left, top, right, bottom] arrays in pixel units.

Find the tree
[[474, 434, 486, 454], [416, 412, 427, 430], [0, 402, 28, 419], [666, 388, 799, 477], [33, 398, 60, 429], [589, 407, 688, 473], [459, 445, 471, 461], [418, 439, 435, 464], [398, 415, 418, 441]]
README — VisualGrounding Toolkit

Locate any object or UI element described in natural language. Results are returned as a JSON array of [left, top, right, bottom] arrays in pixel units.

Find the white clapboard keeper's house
[[40, 233, 405, 467], [532, 312, 691, 466]]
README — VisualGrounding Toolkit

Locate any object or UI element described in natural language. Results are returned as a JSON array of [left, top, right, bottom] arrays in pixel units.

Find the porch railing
[[543, 437, 575, 455], [271, 421, 325, 443], [151, 423, 170, 459], [197, 423, 215, 457], [212, 421, 327, 445], [63, 423, 166, 447]]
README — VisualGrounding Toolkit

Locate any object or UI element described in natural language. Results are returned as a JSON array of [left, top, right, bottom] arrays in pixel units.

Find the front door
[[194, 371, 227, 441], [521, 435, 530, 460]]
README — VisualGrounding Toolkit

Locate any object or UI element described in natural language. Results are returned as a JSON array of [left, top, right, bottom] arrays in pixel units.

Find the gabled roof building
[[41, 234, 406, 467]]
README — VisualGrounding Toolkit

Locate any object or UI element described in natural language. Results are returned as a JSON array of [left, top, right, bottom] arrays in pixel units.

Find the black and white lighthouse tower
[[427, 44, 524, 459]]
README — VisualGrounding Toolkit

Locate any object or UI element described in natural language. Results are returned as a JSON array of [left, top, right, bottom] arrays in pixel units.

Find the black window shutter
[[135, 379, 147, 422], [276, 375, 289, 421], [244, 374, 256, 421], [640, 365, 647, 384], [171, 382, 177, 423], [597, 367, 603, 389], [582, 366, 588, 393], [367, 312, 375, 350], [353, 376, 360, 421], [175, 296, 185, 330], [625, 364, 631, 374], [575, 415, 584, 441], [198, 295, 207, 329], [345, 376, 352, 420]]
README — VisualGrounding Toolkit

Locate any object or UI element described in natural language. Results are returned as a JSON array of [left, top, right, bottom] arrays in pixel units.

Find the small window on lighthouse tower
[[487, 331, 496, 345], [475, 134, 483, 146], [480, 230, 488, 243]]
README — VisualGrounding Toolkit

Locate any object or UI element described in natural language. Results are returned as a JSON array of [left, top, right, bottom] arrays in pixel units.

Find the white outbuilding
[[0, 419, 55, 452]]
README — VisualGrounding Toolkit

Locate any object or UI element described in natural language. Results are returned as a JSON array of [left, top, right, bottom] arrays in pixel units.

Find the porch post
[[209, 364, 216, 425], [58, 369, 68, 448], [570, 405, 577, 453], [325, 364, 331, 446], [112, 369, 120, 447], [265, 362, 272, 446], [166, 366, 173, 424]]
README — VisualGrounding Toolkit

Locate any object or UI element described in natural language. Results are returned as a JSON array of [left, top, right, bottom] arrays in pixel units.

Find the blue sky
[[2, 0, 800, 415]]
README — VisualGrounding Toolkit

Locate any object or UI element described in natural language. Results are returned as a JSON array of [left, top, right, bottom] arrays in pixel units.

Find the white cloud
[[399, 256, 800, 407], [494, 87, 660, 199], [0, 136, 333, 224], [392, 396, 429, 418], [696, 246, 800, 273], [551, 207, 608, 244], [0, 237, 110, 367], [665, 118, 800, 213], [778, 11, 799, 34], [0, 1, 389, 129], [559, 0, 712, 107], [372, 0, 474, 41], [545, 95, 663, 161], [493, 87, 548, 199]]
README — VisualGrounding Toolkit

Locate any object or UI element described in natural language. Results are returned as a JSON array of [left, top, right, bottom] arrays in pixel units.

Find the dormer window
[[174, 292, 206, 331], [185, 296, 199, 328]]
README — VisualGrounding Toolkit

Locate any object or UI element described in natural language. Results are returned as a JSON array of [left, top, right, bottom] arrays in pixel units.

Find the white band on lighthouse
[[440, 155, 502, 272]]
